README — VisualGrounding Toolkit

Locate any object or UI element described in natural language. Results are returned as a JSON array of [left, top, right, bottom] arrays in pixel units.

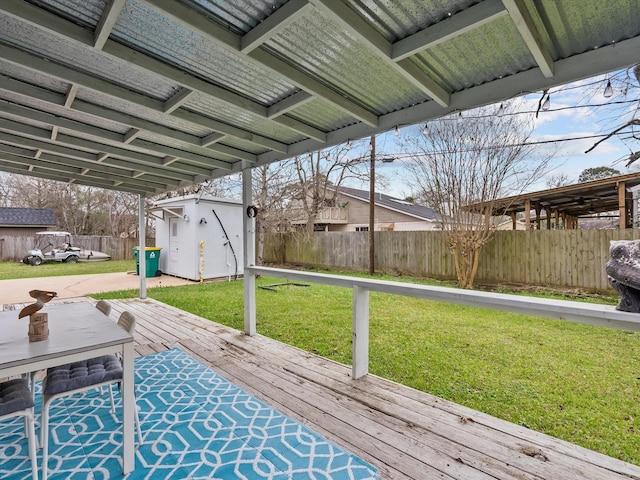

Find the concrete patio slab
[[0, 272, 193, 304]]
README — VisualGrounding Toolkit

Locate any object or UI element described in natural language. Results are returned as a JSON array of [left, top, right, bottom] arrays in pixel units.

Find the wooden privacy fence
[[0, 235, 155, 262], [263, 229, 640, 291]]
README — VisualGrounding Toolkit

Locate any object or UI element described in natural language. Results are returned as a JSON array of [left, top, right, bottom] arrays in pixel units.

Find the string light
[[422, 124, 428, 135], [394, 125, 399, 136], [497, 103, 504, 116], [457, 111, 463, 122], [541, 94, 551, 111], [369, 140, 374, 151], [603, 79, 613, 98], [345, 139, 352, 150]]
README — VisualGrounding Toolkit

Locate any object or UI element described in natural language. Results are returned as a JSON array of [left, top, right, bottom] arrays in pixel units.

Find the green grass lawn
[[96, 275, 640, 465], [0, 259, 135, 279]]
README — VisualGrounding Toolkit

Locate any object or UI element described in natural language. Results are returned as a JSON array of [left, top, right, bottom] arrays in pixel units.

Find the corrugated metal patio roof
[[0, 0, 638, 196]]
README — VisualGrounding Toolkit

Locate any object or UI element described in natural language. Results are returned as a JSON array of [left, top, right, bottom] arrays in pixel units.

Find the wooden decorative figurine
[[18, 289, 57, 342]]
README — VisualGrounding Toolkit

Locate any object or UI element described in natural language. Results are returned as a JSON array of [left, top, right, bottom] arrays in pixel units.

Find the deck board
[[99, 297, 640, 480]]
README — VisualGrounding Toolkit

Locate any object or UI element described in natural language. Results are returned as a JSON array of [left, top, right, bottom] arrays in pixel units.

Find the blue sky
[[363, 70, 639, 200]]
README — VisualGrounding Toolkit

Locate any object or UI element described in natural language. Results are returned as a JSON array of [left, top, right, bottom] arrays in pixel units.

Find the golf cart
[[22, 231, 111, 266]]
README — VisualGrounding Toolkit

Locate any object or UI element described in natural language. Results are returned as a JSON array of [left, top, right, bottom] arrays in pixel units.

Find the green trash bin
[[133, 247, 162, 277]]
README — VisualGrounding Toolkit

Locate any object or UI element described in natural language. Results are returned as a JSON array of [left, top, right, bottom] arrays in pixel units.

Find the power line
[[389, 133, 627, 158]]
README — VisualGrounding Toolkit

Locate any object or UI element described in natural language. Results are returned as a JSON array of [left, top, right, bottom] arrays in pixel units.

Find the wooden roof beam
[[501, 0, 554, 77], [94, 0, 126, 50]]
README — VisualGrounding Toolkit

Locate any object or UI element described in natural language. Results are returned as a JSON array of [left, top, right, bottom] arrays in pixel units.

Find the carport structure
[[2, 1, 640, 478], [466, 172, 640, 230]]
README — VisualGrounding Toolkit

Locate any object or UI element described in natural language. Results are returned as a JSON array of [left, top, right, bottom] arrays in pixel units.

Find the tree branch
[[585, 119, 640, 154]]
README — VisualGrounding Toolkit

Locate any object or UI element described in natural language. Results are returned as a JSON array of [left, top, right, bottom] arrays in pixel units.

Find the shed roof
[[465, 172, 640, 217], [0, 207, 56, 227], [0, 1, 638, 196]]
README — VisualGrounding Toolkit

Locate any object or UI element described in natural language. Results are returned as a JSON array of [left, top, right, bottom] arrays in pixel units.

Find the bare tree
[[400, 102, 555, 289], [545, 172, 572, 189], [288, 141, 370, 235], [2, 174, 142, 236], [252, 162, 295, 264], [152, 176, 242, 202]]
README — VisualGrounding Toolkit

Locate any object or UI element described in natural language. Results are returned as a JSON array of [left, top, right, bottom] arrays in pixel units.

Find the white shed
[[152, 195, 244, 281]]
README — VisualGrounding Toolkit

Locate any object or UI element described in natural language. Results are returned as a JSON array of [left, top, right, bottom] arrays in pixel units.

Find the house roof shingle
[[338, 187, 441, 223], [0, 208, 56, 227]]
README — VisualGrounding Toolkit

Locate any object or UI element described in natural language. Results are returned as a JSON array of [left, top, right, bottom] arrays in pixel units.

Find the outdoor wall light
[[183, 215, 189, 221]]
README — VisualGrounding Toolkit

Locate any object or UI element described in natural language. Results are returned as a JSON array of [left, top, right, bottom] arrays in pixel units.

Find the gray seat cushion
[[43, 355, 123, 396], [0, 378, 34, 416]]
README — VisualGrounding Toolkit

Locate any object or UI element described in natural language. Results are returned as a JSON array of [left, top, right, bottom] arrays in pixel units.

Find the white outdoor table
[[0, 301, 135, 475]]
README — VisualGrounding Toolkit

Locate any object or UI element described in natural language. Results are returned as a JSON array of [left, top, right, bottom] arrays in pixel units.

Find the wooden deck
[[52, 298, 640, 479]]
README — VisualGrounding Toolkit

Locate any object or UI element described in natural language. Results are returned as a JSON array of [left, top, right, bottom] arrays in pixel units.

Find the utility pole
[[369, 134, 375, 275]]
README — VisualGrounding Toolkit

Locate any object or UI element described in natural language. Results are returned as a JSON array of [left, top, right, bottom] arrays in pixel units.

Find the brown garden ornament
[[18, 289, 57, 342]]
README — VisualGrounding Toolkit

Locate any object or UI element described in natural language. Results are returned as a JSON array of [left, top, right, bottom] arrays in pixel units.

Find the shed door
[[168, 217, 180, 275]]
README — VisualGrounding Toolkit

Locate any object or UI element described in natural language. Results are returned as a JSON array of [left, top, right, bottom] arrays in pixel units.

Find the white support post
[[242, 162, 256, 336], [138, 194, 147, 299], [352, 285, 369, 379]]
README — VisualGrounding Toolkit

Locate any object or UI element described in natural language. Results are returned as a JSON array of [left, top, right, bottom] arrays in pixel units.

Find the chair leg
[[135, 404, 142, 444], [108, 384, 116, 416], [25, 409, 38, 480], [41, 398, 50, 480]]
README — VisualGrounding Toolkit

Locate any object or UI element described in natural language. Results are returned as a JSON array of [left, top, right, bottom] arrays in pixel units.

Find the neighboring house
[[292, 186, 442, 232], [495, 218, 527, 230], [0, 207, 56, 236]]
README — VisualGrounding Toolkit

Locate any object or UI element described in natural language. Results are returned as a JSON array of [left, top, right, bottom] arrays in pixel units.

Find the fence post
[[352, 285, 369, 379]]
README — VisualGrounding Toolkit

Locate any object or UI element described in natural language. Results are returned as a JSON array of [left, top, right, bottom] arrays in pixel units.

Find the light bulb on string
[[369, 140, 374, 151], [345, 139, 352, 151], [497, 103, 504, 116], [422, 124, 428, 135], [604, 79, 613, 98], [394, 125, 399, 136], [457, 111, 463, 123], [541, 94, 551, 111]]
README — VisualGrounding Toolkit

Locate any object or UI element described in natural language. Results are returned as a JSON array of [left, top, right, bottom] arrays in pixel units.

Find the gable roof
[[0, 2, 638, 196], [338, 186, 441, 223], [0, 207, 56, 227]]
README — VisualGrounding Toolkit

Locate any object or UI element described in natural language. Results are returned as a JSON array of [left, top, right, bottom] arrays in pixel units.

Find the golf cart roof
[[36, 231, 72, 236]]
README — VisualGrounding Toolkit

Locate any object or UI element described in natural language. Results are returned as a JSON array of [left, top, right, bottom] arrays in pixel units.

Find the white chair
[[95, 300, 112, 317], [40, 311, 142, 480], [30, 300, 112, 396], [0, 378, 38, 480]]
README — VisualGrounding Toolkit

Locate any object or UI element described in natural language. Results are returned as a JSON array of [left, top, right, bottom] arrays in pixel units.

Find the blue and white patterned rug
[[0, 348, 378, 479]]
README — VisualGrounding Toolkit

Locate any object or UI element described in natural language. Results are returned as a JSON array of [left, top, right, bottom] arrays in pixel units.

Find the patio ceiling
[[0, 1, 639, 197]]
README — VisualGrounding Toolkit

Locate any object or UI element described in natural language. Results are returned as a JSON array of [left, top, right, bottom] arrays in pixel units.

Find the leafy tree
[[400, 101, 555, 289], [577, 166, 621, 183]]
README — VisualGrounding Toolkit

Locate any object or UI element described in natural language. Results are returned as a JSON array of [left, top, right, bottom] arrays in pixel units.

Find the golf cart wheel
[[31, 256, 43, 266], [65, 255, 79, 263]]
